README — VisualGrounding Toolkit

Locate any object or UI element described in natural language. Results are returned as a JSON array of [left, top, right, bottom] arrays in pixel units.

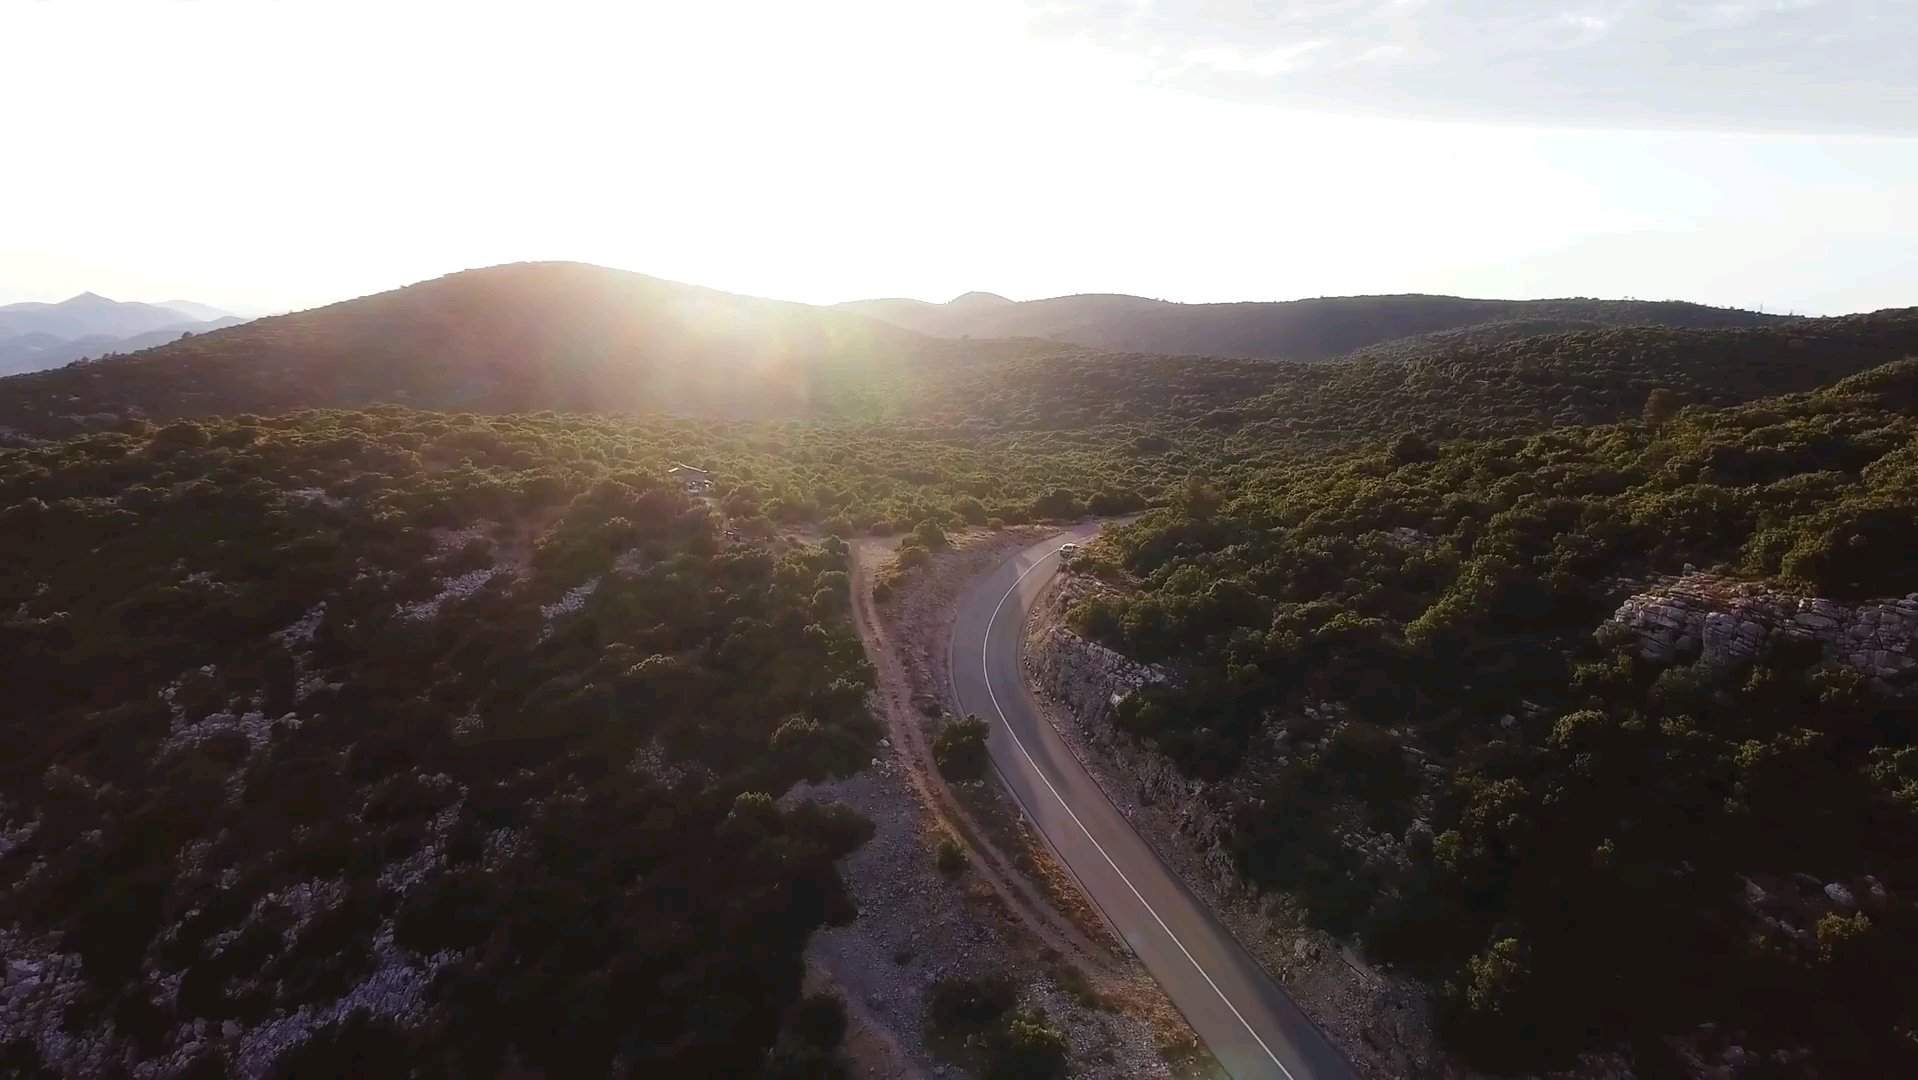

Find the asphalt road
[[948, 528, 1358, 1080]]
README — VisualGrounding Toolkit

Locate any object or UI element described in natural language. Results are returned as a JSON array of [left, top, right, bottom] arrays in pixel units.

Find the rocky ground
[[1611, 571, 1918, 692], [792, 527, 1198, 1080]]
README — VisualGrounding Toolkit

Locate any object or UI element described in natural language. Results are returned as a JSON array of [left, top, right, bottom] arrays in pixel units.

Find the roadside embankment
[[1025, 570, 1452, 1080]]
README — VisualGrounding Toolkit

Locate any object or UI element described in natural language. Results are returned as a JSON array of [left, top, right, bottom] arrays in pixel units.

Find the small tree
[[1385, 431, 1434, 469], [1176, 475, 1221, 521], [1464, 936, 1526, 1013], [1642, 387, 1681, 427]]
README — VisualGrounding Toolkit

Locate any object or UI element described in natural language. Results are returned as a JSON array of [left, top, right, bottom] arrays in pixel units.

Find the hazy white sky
[[2, 0, 1912, 315]]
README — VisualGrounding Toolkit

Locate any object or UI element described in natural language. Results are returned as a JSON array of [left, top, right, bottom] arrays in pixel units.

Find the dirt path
[[850, 530, 1127, 969], [795, 528, 1202, 1080]]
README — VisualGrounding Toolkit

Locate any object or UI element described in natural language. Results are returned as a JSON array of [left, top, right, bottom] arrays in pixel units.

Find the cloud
[[1028, 0, 1918, 133]]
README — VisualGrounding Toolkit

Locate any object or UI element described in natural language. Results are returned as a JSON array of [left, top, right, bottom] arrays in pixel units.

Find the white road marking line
[[980, 543, 1296, 1080]]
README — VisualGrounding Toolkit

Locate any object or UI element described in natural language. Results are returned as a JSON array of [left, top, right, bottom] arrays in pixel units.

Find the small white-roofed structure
[[667, 463, 712, 493]]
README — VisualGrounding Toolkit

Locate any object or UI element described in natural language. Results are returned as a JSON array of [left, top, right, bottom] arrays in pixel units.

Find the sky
[[1, 0, 1912, 316]]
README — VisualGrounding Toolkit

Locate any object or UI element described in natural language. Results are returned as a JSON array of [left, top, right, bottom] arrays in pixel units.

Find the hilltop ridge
[[0, 262, 923, 433], [0, 262, 1912, 452], [836, 290, 1780, 361]]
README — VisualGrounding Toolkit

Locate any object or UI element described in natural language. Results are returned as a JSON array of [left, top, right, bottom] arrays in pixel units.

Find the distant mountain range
[[835, 291, 1780, 361], [0, 293, 247, 375], [1, 262, 1913, 450]]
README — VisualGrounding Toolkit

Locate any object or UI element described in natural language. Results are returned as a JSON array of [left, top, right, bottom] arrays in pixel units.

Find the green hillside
[[1069, 361, 1918, 1077], [0, 412, 878, 1076], [0, 262, 1913, 1077], [0, 262, 923, 439], [5, 266, 1908, 454]]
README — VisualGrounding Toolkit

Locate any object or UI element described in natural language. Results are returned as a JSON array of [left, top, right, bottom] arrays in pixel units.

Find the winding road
[[948, 528, 1357, 1080]]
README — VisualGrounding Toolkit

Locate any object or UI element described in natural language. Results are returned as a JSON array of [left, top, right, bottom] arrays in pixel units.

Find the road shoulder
[[797, 526, 1202, 1080]]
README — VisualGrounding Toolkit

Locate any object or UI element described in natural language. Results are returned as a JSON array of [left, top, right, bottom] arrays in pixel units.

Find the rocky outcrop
[[1612, 574, 1918, 693], [1028, 625, 1168, 729], [1028, 625, 1245, 888]]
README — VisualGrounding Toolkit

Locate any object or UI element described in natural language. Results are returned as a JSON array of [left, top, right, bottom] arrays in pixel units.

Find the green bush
[[926, 978, 1066, 1080], [936, 834, 968, 877], [953, 496, 988, 525], [990, 1011, 1070, 1080], [1087, 488, 1145, 516], [1031, 488, 1083, 520], [927, 975, 1016, 1041], [912, 519, 949, 550], [933, 715, 992, 783]]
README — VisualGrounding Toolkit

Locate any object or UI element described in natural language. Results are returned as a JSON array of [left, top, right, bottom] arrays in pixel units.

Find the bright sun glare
[[1, 0, 1912, 315]]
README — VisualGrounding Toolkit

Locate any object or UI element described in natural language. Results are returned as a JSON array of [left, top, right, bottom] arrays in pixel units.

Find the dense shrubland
[[1070, 361, 1918, 1076], [2, 268, 1916, 1078], [0, 411, 883, 1075], [4, 266, 1913, 469]]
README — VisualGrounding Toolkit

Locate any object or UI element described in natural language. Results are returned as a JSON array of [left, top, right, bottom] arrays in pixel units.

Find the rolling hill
[[1, 262, 1911, 460], [899, 309, 1918, 446], [155, 299, 237, 323], [836, 291, 1780, 361], [0, 316, 249, 377], [0, 262, 929, 436]]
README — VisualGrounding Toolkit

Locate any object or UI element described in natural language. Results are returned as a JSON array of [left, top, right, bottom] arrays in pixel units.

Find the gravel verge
[[792, 527, 1186, 1080]]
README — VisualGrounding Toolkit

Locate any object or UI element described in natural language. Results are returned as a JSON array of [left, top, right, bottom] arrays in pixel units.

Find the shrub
[[927, 975, 1016, 1041], [925, 977, 1067, 1080], [1031, 489, 1083, 521], [953, 496, 988, 525], [1048, 962, 1106, 1011], [871, 580, 893, 603], [936, 834, 967, 877], [1087, 487, 1145, 516], [1642, 386, 1681, 426], [791, 992, 849, 1050], [933, 715, 991, 783], [766, 992, 852, 1080], [990, 1011, 1069, 1080], [912, 519, 949, 550], [1385, 431, 1435, 468]]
